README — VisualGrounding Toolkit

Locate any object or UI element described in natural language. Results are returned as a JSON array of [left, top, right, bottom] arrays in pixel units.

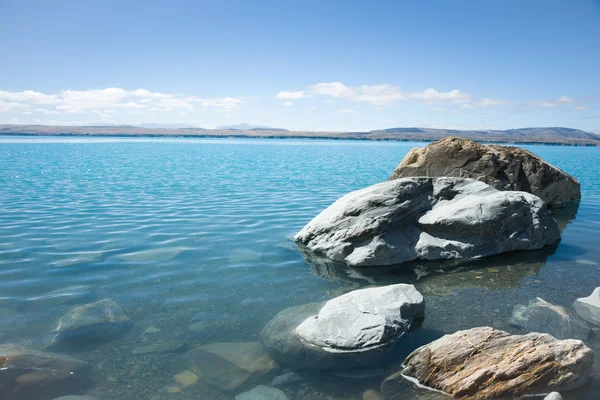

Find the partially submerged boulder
[[383, 327, 593, 399], [51, 299, 131, 347], [0, 344, 90, 400], [295, 177, 560, 267], [260, 284, 424, 369], [510, 297, 590, 340], [183, 342, 280, 393], [388, 136, 580, 207], [574, 287, 600, 327]]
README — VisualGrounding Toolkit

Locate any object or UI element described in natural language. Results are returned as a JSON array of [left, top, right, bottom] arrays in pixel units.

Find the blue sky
[[1, 0, 599, 132]]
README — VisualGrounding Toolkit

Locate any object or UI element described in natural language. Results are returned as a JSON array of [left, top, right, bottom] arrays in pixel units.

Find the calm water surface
[[1, 137, 599, 399]]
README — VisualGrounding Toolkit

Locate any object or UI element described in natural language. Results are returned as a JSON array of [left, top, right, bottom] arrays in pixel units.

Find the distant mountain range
[[1, 124, 598, 146], [215, 123, 280, 130]]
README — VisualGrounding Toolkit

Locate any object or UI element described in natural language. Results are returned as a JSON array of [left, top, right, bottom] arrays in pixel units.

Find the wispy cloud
[[284, 82, 473, 106], [531, 95, 574, 107], [275, 90, 305, 100], [0, 88, 244, 115]]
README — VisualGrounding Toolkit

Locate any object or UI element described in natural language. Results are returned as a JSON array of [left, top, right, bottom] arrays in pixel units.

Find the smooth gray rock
[[574, 287, 600, 327], [388, 136, 581, 207], [296, 284, 423, 352], [295, 177, 560, 267], [52, 396, 98, 400], [51, 299, 131, 347], [510, 297, 590, 340], [544, 393, 563, 400], [261, 284, 424, 370], [0, 344, 90, 400], [235, 385, 288, 400]]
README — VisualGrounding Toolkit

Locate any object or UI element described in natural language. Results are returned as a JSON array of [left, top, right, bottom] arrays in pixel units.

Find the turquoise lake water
[[1, 137, 600, 400]]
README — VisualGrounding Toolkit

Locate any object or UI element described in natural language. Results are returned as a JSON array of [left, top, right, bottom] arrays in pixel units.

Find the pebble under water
[[1, 137, 599, 400]]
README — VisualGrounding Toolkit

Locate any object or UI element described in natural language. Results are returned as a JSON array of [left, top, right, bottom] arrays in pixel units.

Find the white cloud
[[472, 98, 511, 107], [33, 108, 60, 115], [0, 100, 28, 112], [282, 101, 294, 106], [312, 82, 356, 99], [301, 82, 471, 106], [275, 90, 305, 99], [0, 88, 245, 116], [532, 95, 575, 107], [192, 97, 241, 111], [409, 88, 471, 104], [339, 109, 359, 114]]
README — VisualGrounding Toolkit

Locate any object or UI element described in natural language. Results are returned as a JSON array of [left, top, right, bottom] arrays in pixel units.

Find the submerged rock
[[544, 393, 564, 400], [295, 177, 560, 267], [388, 136, 580, 207], [363, 389, 385, 400], [261, 284, 424, 370], [183, 341, 280, 392], [270, 372, 303, 387], [235, 385, 289, 400], [574, 287, 600, 327], [174, 370, 198, 387], [52, 397, 98, 400], [384, 327, 593, 399], [51, 299, 131, 347], [510, 297, 590, 340], [0, 344, 90, 400]]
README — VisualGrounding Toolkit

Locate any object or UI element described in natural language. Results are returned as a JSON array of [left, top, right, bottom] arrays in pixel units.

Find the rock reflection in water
[[301, 245, 556, 296]]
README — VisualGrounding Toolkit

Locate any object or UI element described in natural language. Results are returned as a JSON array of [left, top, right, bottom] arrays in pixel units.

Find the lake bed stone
[[183, 341, 280, 392], [133, 340, 184, 355], [0, 343, 90, 400], [51, 299, 131, 347], [235, 385, 289, 400]]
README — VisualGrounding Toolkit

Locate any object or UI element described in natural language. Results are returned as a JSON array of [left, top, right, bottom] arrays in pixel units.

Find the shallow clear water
[[0, 137, 599, 400]]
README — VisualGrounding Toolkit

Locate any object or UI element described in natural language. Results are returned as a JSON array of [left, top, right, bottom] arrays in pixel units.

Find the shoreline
[[1, 131, 599, 147]]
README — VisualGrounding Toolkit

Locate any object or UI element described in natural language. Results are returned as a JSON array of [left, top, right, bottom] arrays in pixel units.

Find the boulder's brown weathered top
[[389, 137, 580, 207], [382, 327, 593, 400]]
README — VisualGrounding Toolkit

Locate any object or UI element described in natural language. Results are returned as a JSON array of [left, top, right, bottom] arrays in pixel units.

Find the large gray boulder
[[382, 327, 593, 400], [510, 297, 590, 340], [388, 136, 580, 207], [51, 299, 131, 347], [0, 344, 90, 400], [295, 177, 560, 267], [261, 284, 424, 369], [574, 287, 600, 327]]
